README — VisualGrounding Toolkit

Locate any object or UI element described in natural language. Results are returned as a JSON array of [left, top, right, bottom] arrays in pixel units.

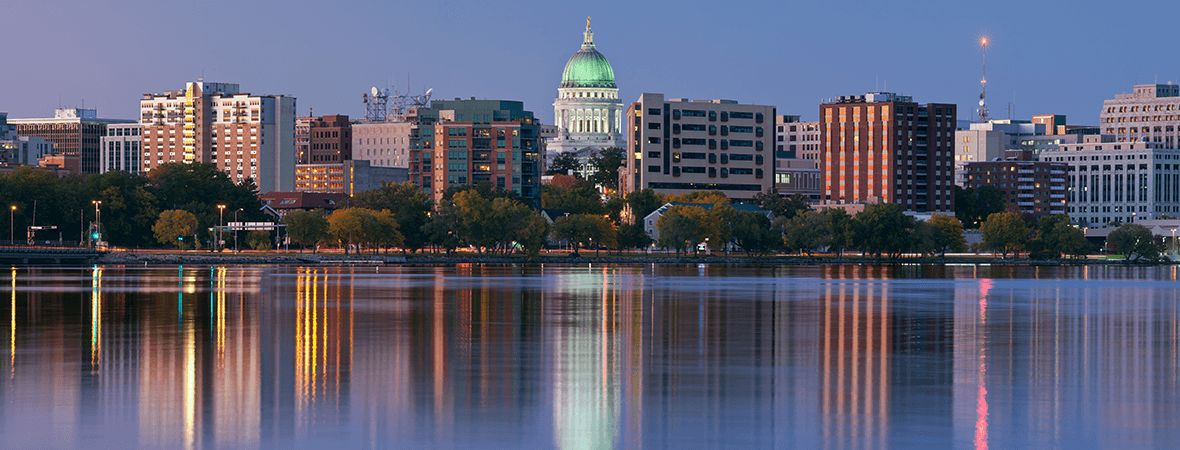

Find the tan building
[[295, 160, 408, 195], [9, 108, 133, 174], [352, 121, 412, 168], [1100, 83, 1180, 146], [774, 158, 821, 201], [820, 92, 956, 212], [776, 115, 820, 161], [621, 93, 775, 200], [139, 80, 296, 193]]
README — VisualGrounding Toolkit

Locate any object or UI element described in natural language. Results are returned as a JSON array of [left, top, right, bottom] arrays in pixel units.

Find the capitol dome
[[561, 23, 616, 89]]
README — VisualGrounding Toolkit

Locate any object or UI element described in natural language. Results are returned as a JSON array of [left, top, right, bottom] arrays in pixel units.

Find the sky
[[6, 0, 1180, 126]]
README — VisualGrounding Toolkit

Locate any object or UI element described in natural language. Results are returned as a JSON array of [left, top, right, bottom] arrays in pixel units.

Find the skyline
[[7, 0, 1180, 126]]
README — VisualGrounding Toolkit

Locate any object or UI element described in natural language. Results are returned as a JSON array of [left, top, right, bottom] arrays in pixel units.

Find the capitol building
[[548, 19, 625, 176]]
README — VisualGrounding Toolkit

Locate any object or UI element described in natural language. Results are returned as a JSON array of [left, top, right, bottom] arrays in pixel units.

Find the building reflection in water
[[0, 265, 1177, 448]]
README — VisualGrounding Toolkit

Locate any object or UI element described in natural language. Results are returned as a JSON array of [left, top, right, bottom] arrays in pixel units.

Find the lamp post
[[217, 204, 226, 252], [92, 200, 102, 245], [1172, 227, 1176, 256], [9, 205, 15, 244], [234, 208, 243, 253]]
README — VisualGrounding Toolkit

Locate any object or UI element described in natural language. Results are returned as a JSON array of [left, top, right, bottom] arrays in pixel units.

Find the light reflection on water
[[0, 264, 1177, 449]]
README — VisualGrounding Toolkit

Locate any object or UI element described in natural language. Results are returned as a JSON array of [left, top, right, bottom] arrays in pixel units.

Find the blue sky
[[7, 0, 1179, 126]]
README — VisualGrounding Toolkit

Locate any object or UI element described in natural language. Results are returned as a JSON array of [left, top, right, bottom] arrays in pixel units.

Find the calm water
[[1, 264, 1178, 449]]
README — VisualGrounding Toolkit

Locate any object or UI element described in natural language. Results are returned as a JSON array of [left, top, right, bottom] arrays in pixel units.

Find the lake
[[1, 264, 1177, 449]]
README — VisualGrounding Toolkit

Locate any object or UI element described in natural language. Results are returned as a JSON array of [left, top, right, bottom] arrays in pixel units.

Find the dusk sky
[[7, 0, 1180, 126]]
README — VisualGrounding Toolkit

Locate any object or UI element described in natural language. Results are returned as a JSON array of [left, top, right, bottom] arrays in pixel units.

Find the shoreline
[[92, 251, 1175, 267]]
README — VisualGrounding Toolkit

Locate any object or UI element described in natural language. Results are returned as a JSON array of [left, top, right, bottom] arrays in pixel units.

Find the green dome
[[561, 28, 616, 89]]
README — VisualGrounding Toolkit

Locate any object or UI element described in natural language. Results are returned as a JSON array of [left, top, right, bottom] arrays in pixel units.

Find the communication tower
[[978, 36, 990, 123], [362, 83, 433, 122]]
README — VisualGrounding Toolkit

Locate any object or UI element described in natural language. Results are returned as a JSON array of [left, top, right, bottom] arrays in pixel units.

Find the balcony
[[1019, 169, 1034, 174], [1018, 201, 1035, 206], [1018, 193, 1035, 198], [1050, 186, 1065, 190], [1051, 194, 1065, 199], [1051, 177, 1065, 183], [1051, 170, 1065, 175], [1018, 177, 1034, 182], [1018, 185, 1034, 190]]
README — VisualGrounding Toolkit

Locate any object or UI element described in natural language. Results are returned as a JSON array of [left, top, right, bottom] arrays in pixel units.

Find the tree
[[656, 206, 703, 256], [616, 222, 652, 252], [328, 208, 371, 254], [730, 212, 775, 256], [369, 209, 404, 254], [148, 162, 265, 245], [541, 180, 605, 215], [783, 210, 834, 257], [625, 188, 665, 223], [955, 185, 1007, 229], [681, 204, 735, 252], [351, 182, 432, 253], [450, 190, 495, 253], [546, 152, 581, 176], [588, 147, 625, 192], [153, 209, 198, 249], [553, 214, 616, 256], [753, 189, 811, 221], [853, 203, 915, 258], [980, 212, 1029, 258], [422, 207, 461, 255], [246, 230, 273, 251], [515, 213, 551, 259], [486, 198, 543, 255], [284, 210, 329, 253], [822, 208, 855, 257], [1043, 220, 1090, 259], [669, 190, 729, 205], [918, 213, 967, 257], [1107, 223, 1159, 261]]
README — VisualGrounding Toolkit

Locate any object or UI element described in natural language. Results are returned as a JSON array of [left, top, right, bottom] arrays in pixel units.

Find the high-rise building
[[776, 115, 820, 161], [0, 136, 53, 166], [297, 114, 351, 164], [819, 92, 956, 212], [1039, 134, 1178, 227], [549, 19, 625, 177], [100, 123, 142, 174], [1100, 83, 1180, 146], [620, 93, 775, 201], [139, 80, 296, 193], [407, 99, 542, 204], [352, 121, 412, 168], [9, 108, 134, 174]]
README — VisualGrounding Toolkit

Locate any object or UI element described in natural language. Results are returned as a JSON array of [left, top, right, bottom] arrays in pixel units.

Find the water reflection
[[0, 265, 1178, 448]]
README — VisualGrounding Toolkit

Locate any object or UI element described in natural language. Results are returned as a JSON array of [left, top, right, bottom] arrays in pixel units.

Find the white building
[[351, 121, 412, 168], [100, 123, 142, 173], [1101, 83, 1180, 146], [1040, 134, 1180, 227], [548, 19, 625, 175]]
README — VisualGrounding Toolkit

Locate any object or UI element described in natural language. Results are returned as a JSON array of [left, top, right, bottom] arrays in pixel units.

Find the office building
[[953, 120, 1045, 185], [963, 150, 1067, 219], [776, 115, 820, 161], [1101, 83, 1180, 146], [1, 136, 53, 167], [774, 158, 821, 201], [1040, 134, 1180, 227], [620, 93, 775, 201], [297, 114, 351, 164], [139, 80, 296, 193], [295, 159, 408, 195], [352, 121, 412, 168], [9, 108, 133, 174], [819, 92, 956, 212], [100, 123, 142, 174], [549, 19, 626, 178], [407, 99, 543, 204]]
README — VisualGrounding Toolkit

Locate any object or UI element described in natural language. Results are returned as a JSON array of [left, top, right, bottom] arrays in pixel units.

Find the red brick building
[[301, 115, 351, 164], [964, 150, 1068, 219], [819, 92, 956, 212]]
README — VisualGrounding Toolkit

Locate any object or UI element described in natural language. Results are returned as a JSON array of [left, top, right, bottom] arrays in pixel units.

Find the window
[[648, 165, 661, 173], [681, 110, 706, 117], [648, 137, 661, 144], [649, 122, 661, 130], [729, 112, 754, 119], [682, 167, 705, 174], [682, 138, 707, 146], [648, 108, 661, 115]]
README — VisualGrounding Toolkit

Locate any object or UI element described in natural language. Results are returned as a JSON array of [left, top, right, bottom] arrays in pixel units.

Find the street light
[[9, 205, 15, 244], [234, 208, 243, 253], [217, 204, 226, 252], [92, 199, 102, 245]]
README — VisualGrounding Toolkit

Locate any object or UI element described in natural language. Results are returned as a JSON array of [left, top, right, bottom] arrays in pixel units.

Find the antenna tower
[[361, 80, 433, 122], [978, 37, 990, 122]]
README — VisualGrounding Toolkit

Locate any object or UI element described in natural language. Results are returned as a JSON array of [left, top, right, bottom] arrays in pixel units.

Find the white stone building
[[548, 20, 625, 175], [100, 123, 142, 174]]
